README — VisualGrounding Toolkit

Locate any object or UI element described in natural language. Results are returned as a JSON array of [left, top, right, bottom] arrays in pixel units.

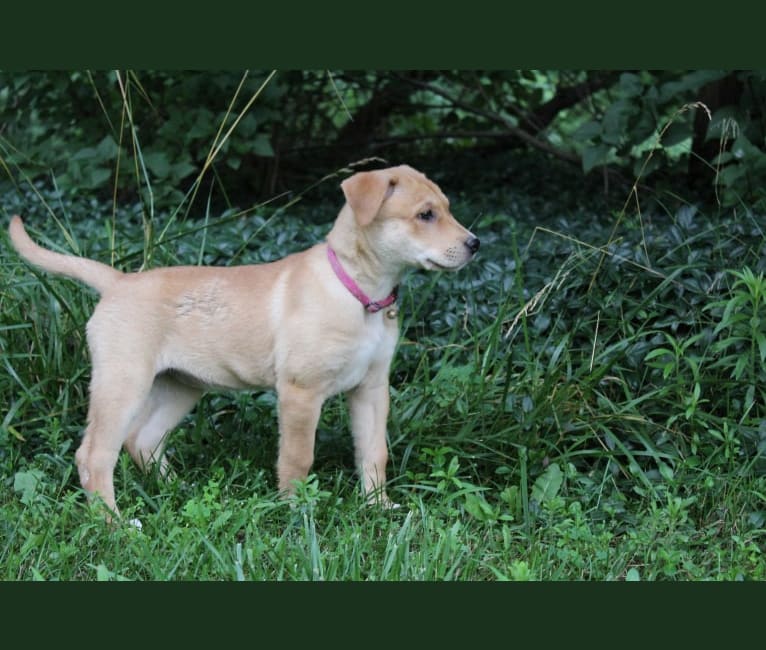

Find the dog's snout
[[465, 236, 480, 255]]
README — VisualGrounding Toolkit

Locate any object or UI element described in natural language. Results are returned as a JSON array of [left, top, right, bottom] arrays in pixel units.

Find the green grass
[[2, 174, 766, 581]]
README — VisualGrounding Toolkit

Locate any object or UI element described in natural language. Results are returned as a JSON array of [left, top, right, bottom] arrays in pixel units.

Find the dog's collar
[[326, 244, 397, 314]]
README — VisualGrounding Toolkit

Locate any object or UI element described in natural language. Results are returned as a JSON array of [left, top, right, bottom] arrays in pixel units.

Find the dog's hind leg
[[75, 359, 156, 519], [124, 373, 202, 479]]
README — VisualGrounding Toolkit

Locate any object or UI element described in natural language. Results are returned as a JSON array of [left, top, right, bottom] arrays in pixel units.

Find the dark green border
[[1, 2, 763, 68], [2, 0, 764, 634], [4, 582, 766, 642]]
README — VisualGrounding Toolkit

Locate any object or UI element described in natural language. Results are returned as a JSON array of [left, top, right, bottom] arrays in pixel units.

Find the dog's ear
[[341, 169, 397, 226]]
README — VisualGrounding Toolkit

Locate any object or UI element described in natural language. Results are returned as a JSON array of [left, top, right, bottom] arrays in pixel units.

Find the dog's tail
[[9, 216, 123, 294]]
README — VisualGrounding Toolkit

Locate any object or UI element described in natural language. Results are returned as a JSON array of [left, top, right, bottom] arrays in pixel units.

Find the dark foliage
[[2, 70, 765, 214]]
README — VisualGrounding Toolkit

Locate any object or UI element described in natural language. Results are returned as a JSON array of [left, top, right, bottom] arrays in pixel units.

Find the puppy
[[9, 165, 479, 519]]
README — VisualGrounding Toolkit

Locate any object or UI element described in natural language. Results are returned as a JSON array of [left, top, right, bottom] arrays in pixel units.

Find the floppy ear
[[341, 169, 397, 226]]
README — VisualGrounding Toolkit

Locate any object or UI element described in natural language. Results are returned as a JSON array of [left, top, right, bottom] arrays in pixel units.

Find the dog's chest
[[331, 316, 395, 393]]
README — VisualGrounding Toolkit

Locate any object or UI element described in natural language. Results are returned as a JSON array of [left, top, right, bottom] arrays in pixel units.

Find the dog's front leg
[[347, 379, 394, 507], [276, 381, 324, 495]]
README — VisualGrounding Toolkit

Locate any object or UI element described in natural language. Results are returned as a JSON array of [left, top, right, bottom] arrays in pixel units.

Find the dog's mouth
[[422, 257, 469, 272], [423, 258, 450, 271]]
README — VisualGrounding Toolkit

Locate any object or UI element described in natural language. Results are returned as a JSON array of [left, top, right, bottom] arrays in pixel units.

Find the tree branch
[[279, 130, 516, 155], [397, 75, 581, 165], [530, 71, 624, 132]]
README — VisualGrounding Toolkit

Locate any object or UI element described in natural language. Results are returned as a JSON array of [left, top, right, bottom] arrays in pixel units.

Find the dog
[[9, 165, 479, 520]]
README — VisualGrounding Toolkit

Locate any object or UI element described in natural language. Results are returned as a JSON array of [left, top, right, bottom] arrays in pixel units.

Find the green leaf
[[171, 159, 196, 179], [531, 463, 563, 505], [71, 146, 97, 162], [522, 395, 534, 412], [732, 135, 766, 172], [187, 108, 216, 139], [661, 122, 692, 148], [757, 332, 766, 363], [143, 151, 171, 178], [95, 564, 130, 581], [706, 106, 744, 141], [717, 162, 748, 189], [745, 384, 756, 412], [533, 313, 551, 333], [463, 492, 495, 521], [582, 144, 612, 174], [253, 133, 274, 157], [14, 469, 45, 505], [632, 154, 662, 179], [733, 354, 749, 380], [645, 348, 673, 361], [711, 151, 734, 166], [95, 134, 119, 160], [602, 99, 635, 145], [618, 72, 644, 97], [573, 120, 601, 142], [658, 70, 728, 104], [658, 461, 674, 483], [547, 335, 569, 369], [730, 134, 758, 161], [85, 167, 112, 188]]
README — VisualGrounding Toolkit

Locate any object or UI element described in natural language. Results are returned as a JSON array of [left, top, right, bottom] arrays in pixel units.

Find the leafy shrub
[[3, 70, 765, 215], [0, 71, 281, 208]]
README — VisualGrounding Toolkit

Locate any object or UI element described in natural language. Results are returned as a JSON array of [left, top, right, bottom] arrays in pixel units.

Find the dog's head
[[340, 165, 479, 271]]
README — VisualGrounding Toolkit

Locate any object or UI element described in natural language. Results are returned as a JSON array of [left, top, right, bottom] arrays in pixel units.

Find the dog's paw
[[366, 492, 401, 510]]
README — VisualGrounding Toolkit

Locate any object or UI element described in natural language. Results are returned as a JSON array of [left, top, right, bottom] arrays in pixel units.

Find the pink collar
[[326, 245, 397, 313]]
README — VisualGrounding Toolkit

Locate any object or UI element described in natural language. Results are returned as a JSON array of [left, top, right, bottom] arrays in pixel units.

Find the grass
[[2, 162, 766, 580]]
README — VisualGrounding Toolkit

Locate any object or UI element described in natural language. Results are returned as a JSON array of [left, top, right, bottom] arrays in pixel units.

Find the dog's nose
[[465, 236, 480, 254]]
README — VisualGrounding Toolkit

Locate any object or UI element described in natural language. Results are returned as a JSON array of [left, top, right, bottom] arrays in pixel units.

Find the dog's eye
[[417, 209, 435, 222]]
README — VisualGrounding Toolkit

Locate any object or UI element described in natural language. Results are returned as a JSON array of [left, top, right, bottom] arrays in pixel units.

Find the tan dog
[[9, 165, 479, 519]]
